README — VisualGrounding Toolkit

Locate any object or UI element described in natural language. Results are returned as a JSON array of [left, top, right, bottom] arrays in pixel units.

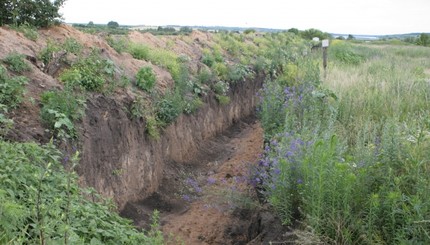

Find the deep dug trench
[[78, 74, 288, 243]]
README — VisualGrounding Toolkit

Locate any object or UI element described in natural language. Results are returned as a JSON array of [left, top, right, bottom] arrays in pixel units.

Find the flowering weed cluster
[[256, 43, 430, 244]]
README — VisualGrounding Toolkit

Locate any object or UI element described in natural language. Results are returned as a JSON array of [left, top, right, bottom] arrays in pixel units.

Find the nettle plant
[[40, 89, 86, 140], [0, 65, 28, 109], [212, 80, 230, 105], [0, 141, 164, 244], [135, 66, 156, 92], [59, 50, 115, 92]]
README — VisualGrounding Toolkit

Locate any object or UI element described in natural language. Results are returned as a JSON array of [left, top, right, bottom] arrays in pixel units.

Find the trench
[[119, 116, 290, 244], [78, 75, 289, 243]]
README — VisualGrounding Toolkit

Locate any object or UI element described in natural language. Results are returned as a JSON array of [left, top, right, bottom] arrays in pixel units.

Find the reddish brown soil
[[161, 119, 263, 245]]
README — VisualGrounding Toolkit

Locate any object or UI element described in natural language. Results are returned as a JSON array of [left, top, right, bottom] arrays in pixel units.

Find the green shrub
[[136, 66, 156, 92], [39, 40, 61, 65], [183, 96, 204, 114], [3, 52, 31, 73], [196, 67, 213, 84], [64, 38, 83, 54], [0, 141, 162, 244], [201, 49, 215, 67], [156, 91, 183, 125], [130, 96, 161, 139], [212, 80, 229, 95], [0, 65, 28, 109], [60, 51, 115, 91], [0, 104, 13, 137], [40, 89, 86, 139], [228, 64, 254, 82], [212, 62, 229, 80]]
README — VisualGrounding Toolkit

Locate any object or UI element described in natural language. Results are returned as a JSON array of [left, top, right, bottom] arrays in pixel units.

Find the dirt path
[[120, 117, 265, 244]]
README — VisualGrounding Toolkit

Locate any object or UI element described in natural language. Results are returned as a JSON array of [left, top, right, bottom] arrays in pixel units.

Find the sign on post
[[322, 39, 329, 78], [322, 39, 329, 48]]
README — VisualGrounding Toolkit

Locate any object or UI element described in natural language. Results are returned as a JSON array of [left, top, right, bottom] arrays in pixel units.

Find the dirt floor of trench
[[120, 117, 291, 244]]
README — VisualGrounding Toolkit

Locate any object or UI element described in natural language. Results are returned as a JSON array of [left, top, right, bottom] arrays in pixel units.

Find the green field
[[256, 41, 430, 244]]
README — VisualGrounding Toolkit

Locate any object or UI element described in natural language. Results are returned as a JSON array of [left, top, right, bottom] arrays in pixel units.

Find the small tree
[[347, 34, 355, 40], [288, 28, 299, 35], [418, 33, 429, 46], [244, 29, 256, 34], [0, 0, 66, 27], [300, 28, 331, 40], [179, 26, 192, 33], [107, 21, 119, 28], [87, 21, 94, 27]]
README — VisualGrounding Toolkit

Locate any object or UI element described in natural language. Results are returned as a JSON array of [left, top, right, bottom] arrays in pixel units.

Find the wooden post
[[322, 39, 329, 79]]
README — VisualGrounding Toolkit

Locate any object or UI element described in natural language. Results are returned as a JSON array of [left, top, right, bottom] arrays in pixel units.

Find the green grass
[[11, 23, 39, 41], [127, 43, 181, 82], [257, 42, 430, 244], [3, 52, 32, 73]]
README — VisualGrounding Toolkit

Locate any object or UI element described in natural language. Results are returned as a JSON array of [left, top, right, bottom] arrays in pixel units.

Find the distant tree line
[[287, 28, 332, 40], [0, 0, 66, 27], [408, 33, 429, 47]]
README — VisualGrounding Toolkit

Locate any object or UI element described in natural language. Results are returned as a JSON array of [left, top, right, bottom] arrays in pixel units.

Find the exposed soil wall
[[78, 76, 263, 210]]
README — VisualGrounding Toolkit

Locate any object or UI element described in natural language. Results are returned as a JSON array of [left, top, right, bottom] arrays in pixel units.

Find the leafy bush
[[39, 40, 61, 65], [60, 51, 115, 91], [3, 52, 31, 73], [0, 141, 163, 244], [136, 66, 156, 92], [0, 104, 13, 137], [40, 89, 86, 139], [196, 67, 213, 84], [183, 96, 204, 114], [212, 80, 229, 95], [212, 62, 229, 80], [0, 65, 28, 109], [228, 64, 254, 82], [0, 0, 66, 27], [130, 96, 161, 139], [64, 38, 83, 54], [156, 91, 183, 125], [201, 49, 215, 67]]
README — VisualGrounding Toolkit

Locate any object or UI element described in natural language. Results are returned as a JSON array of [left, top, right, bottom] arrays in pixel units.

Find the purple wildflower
[[207, 177, 216, 185], [182, 194, 191, 202]]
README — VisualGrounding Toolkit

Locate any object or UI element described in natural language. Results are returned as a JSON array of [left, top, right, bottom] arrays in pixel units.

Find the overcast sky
[[61, 0, 430, 35]]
